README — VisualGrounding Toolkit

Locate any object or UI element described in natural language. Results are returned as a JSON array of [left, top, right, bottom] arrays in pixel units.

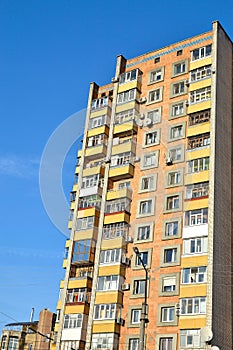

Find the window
[[64, 314, 82, 328], [137, 225, 151, 241], [161, 307, 175, 322], [168, 145, 184, 163], [185, 182, 209, 199], [91, 96, 108, 110], [180, 329, 204, 349], [187, 157, 209, 173], [181, 297, 206, 315], [188, 133, 210, 149], [131, 309, 141, 324], [118, 181, 131, 190], [78, 195, 101, 209], [183, 237, 208, 255], [133, 279, 146, 295], [191, 44, 212, 61], [149, 67, 164, 83], [166, 195, 180, 211], [148, 88, 163, 103], [141, 151, 159, 169], [115, 109, 135, 124], [138, 199, 154, 217], [76, 217, 94, 231], [2, 336, 7, 350], [182, 266, 207, 284], [167, 170, 182, 187], [172, 60, 187, 76], [67, 288, 88, 303], [111, 152, 132, 167], [103, 223, 129, 240], [165, 221, 179, 237], [190, 65, 212, 82], [72, 240, 91, 263], [190, 87, 211, 104], [170, 102, 185, 118], [154, 57, 160, 63], [162, 276, 176, 292], [144, 130, 160, 146], [8, 337, 19, 350], [164, 248, 177, 263], [97, 275, 120, 291], [119, 69, 138, 84], [169, 124, 185, 141], [147, 108, 161, 124], [117, 88, 136, 104], [82, 174, 100, 188], [87, 134, 106, 147], [129, 338, 139, 350], [100, 249, 121, 264], [135, 251, 148, 267], [89, 115, 106, 129], [94, 304, 118, 320], [105, 198, 131, 214], [171, 81, 186, 97], [184, 208, 208, 226], [91, 333, 117, 350], [159, 337, 173, 350], [140, 175, 156, 192], [189, 109, 210, 126]]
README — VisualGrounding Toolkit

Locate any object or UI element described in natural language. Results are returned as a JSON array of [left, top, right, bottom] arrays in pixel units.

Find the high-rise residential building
[[53, 21, 233, 350]]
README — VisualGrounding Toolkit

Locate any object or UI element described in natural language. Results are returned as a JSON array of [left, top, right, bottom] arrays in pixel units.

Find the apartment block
[[53, 21, 233, 350]]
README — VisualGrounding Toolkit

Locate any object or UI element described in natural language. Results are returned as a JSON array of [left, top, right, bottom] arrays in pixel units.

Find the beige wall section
[[208, 21, 233, 350]]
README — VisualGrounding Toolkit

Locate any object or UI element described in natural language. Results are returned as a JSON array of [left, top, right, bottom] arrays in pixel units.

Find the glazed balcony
[[109, 153, 135, 181], [112, 136, 136, 156]]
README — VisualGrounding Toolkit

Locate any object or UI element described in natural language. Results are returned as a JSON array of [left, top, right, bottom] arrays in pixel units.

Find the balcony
[[109, 163, 134, 181], [79, 184, 103, 198], [78, 195, 101, 211], [113, 120, 138, 136], [103, 223, 129, 240], [187, 133, 210, 151], [104, 211, 130, 225], [112, 137, 136, 156], [85, 142, 107, 160], [83, 163, 105, 177], [106, 187, 132, 201]]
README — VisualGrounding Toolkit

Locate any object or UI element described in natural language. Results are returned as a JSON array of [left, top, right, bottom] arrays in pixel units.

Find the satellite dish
[[200, 327, 213, 342], [211, 347, 220, 350], [136, 119, 143, 127]]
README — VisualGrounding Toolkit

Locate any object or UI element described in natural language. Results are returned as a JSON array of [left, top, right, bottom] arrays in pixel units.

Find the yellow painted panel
[[185, 170, 209, 185], [113, 121, 138, 135], [85, 144, 107, 158], [54, 323, 59, 332], [181, 255, 208, 268], [112, 141, 136, 156], [83, 165, 105, 177], [106, 188, 132, 201], [70, 201, 75, 210], [68, 220, 73, 229], [190, 57, 212, 70], [51, 343, 56, 350], [118, 80, 141, 93], [184, 198, 208, 211], [74, 228, 98, 241], [186, 148, 210, 160], [89, 107, 109, 118], [66, 240, 70, 248], [56, 300, 62, 310], [98, 264, 123, 276], [87, 125, 109, 137], [180, 284, 207, 298], [187, 100, 211, 114], [68, 278, 89, 289], [104, 212, 130, 225], [77, 150, 82, 158], [60, 280, 64, 289], [115, 101, 136, 114], [187, 122, 210, 137], [65, 304, 88, 314], [189, 78, 211, 92], [77, 207, 99, 218], [72, 184, 78, 192], [101, 237, 125, 250], [63, 259, 67, 269], [75, 166, 80, 174], [109, 164, 134, 180], [95, 292, 123, 305], [179, 316, 206, 329], [92, 322, 120, 334]]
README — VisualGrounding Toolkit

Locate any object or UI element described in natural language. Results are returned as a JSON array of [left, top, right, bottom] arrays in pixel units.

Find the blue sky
[[0, 0, 233, 330]]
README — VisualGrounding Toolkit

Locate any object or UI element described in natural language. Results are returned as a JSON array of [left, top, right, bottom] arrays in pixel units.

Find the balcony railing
[[103, 223, 129, 240]]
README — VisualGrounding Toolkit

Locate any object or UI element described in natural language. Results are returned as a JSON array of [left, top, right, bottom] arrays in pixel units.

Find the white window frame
[[131, 309, 141, 324], [147, 87, 163, 104], [76, 216, 94, 231], [182, 266, 207, 284], [143, 129, 160, 147], [137, 198, 155, 217], [63, 314, 82, 329], [180, 297, 206, 315], [100, 249, 121, 264], [171, 81, 186, 97], [139, 174, 157, 192], [184, 208, 208, 226], [183, 237, 208, 255], [97, 275, 120, 291], [161, 307, 175, 322], [117, 88, 136, 104], [170, 101, 185, 119], [119, 69, 138, 84], [91, 96, 108, 110], [191, 44, 212, 61], [190, 87, 211, 104], [186, 157, 209, 173], [180, 329, 203, 349], [141, 151, 159, 169], [147, 108, 162, 124], [190, 65, 212, 82], [148, 67, 164, 84], [94, 303, 117, 320]]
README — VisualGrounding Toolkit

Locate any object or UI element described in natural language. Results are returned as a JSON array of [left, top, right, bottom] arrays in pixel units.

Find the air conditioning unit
[[125, 236, 133, 243], [166, 156, 173, 166], [136, 118, 143, 127], [122, 283, 130, 291], [111, 77, 119, 83], [138, 97, 147, 104], [185, 100, 189, 106], [133, 156, 140, 163], [185, 79, 190, 87], [116, 317, 125, 326], [121, 255, 130, 266]]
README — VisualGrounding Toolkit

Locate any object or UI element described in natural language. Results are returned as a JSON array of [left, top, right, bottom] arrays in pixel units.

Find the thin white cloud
[[0, 155, 40, 178]]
